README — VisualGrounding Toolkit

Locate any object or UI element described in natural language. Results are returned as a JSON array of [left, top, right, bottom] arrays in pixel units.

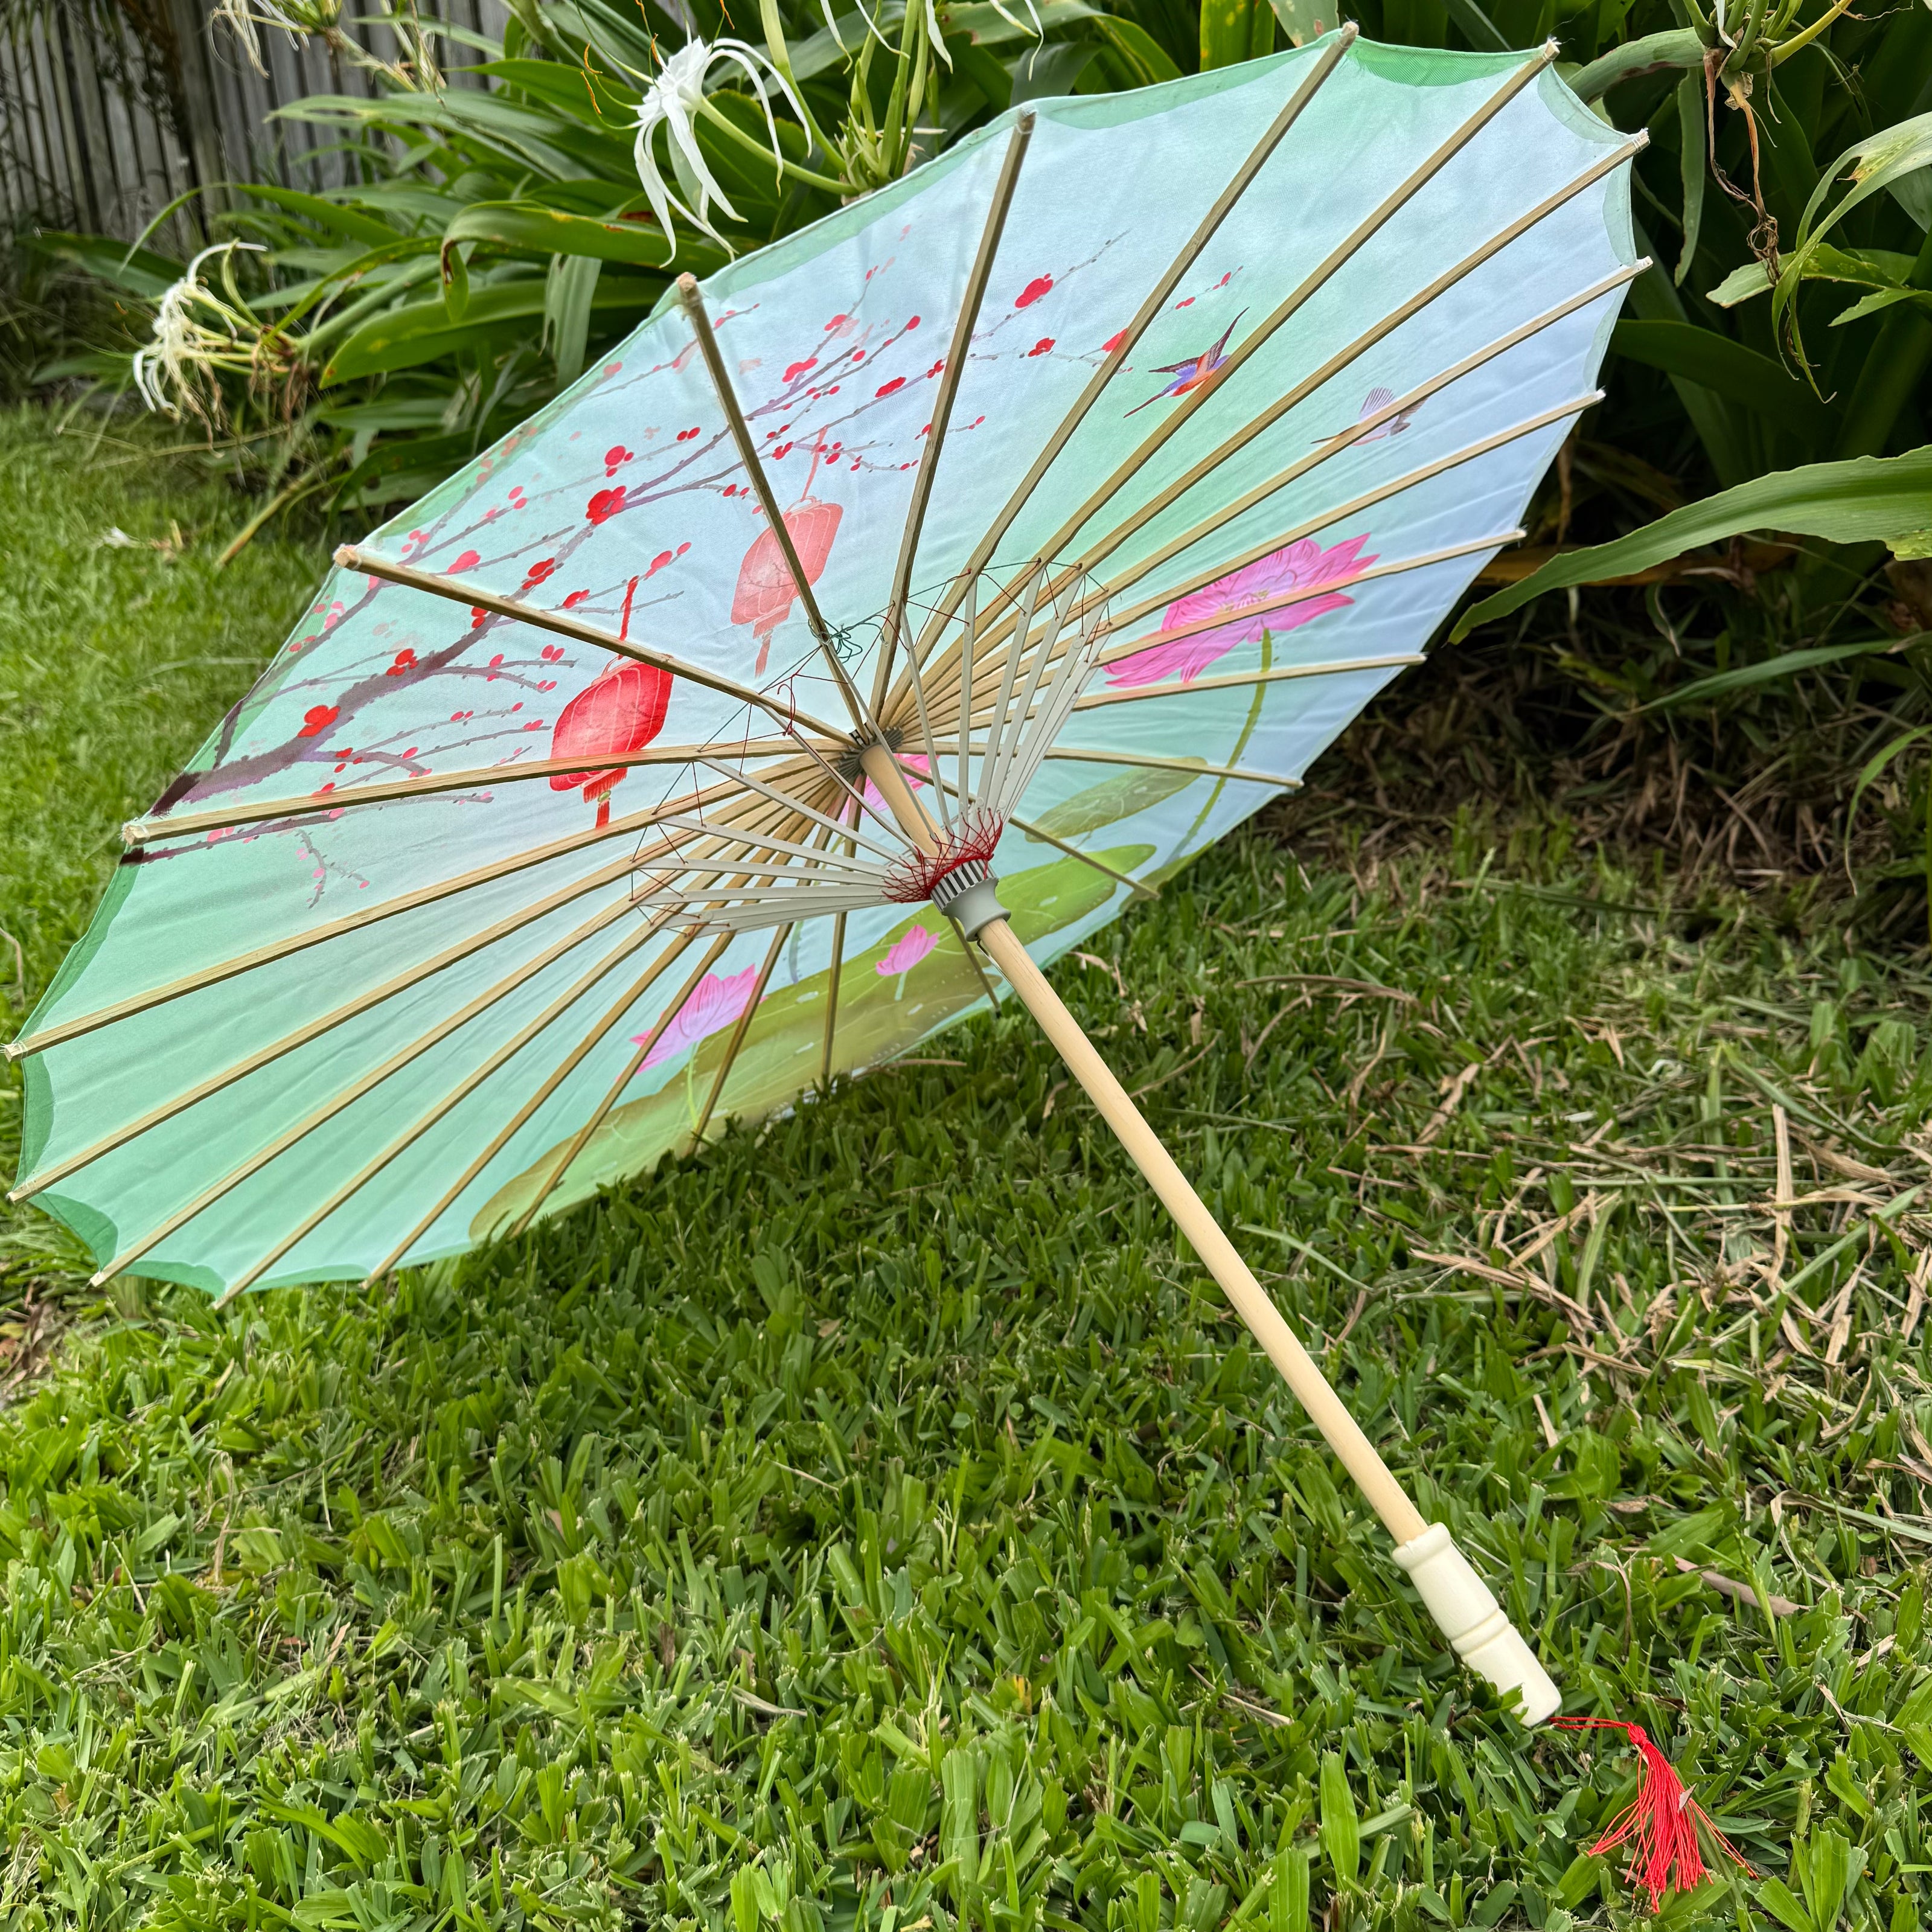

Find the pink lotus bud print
[[635, 966, 761, 1067]]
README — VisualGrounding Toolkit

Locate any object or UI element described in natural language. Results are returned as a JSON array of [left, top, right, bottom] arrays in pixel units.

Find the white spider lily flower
[[210, 0, 344, 77], [132, 240, 266, 420], [632, 37, 810, 249]]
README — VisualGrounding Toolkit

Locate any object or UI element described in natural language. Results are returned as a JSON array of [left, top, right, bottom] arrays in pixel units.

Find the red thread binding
[[881, 807, 1003, 903], [1552, 1717, 1753, 1911]]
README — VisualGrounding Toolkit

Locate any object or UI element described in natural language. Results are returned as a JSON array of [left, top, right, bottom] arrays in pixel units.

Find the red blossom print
[[470, 607, 488, 628], [1028, 338, 1054, 357], [561, 591, 589, 609], [875, 377, 906, 397], [1174, 296, 1195, 309], [645, 543, 691, 578], [906, 314, 920, 328], [677, 426, 700, 441], [453, 549, 481, 572], [487, 654, 505, 679], [773, 443, 794, 459], [926, 359, 945, 379], [385, 648, 417, 676], [824, 313, 849, 331], [1101, 328, 1127, 353], [604, 444, 634, 475], [542, 643, 566, 661], [784, 357, 817, 380], [523, 558, 558, 586], [587, 486, 627, 525], [1016, 275, 1053, 309], [298, 705, 339, 738]]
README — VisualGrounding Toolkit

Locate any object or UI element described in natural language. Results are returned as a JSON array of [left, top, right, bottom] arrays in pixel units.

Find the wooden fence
[[1, 1, 509, 255]]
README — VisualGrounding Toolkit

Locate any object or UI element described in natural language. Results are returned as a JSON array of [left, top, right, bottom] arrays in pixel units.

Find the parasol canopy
[[11, 31, 1641, 1722]]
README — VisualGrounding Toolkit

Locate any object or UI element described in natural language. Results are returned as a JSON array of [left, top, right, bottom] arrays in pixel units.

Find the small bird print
[[1351, 385, 1415, 442], [1124, 310, 1246, 417]]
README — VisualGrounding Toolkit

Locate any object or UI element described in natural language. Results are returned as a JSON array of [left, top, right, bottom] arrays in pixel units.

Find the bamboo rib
[[9, 880, 645, 1202], [990, 48, 1558, 587], [211, 907, 699, 1307], [697, 756, 905, 863], [676, 277, 868, 729], [9, 776, 746, 1060], [1071, 531, 1522, 684], [820, 911, 848, 1089], [1006, 813, 1159, 901], [940, 390, 1604, 742], [929, 742, 1299, 788], [505, 932, 736, 1241], [893, 28, 1357, 697], [92, 904, 683, 1286], [338, 545, 849, 741], [122, 737, 825, 846], [1046, 135, 1645, 590], [1072, 653, 1425, 713], [871, 110, 1036, 717], [819, 796, 862, 1090], [978, 563, 1044, 811], [647, 817, 886, 877], [88, 786, 796, 1284], [1098, 391, 1607, 641], [943, 254, 1639, 695], [895, 754, 1158, 903], [368, 929, 711, 1279], [689, 922, 792, 1147], [984, 571, 1067, 816], [890, 39, 1552, 721]]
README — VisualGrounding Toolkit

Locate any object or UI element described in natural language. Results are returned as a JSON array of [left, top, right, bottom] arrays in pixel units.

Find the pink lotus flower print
[[877, 923, 937, 986], [1104, 534, 1377, 688], [634, 965, 760, 1067]]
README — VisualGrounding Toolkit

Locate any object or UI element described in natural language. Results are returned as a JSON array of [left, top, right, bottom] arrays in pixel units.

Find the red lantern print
[[548, 661, 673, 828], [730, 439, 842, 674]]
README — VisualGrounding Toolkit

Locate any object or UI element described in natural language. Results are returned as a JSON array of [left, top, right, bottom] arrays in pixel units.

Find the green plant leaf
[[1757, 1878, 1816, 1932], [1646, 636, 1918, 709], [322, 276, 661, 383], [440, 200, 717, 272], [1675, 70, 1703, 287], [1609, 321, 1838, 443], [1453, 448, 1932, 636], [230, 184, 403, 249], [1319, 1751, 1358, 1887], [1712, 243, 1919, 308], [24, 231, 183, 299], [1774, 111, 1932, 380]]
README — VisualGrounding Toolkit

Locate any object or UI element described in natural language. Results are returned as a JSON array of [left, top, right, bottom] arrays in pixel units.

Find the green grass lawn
[[2, 408, 1929, 1932]]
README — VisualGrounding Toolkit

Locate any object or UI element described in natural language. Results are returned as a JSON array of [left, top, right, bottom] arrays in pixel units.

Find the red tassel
[[1553, 1717, 1754, 1911]]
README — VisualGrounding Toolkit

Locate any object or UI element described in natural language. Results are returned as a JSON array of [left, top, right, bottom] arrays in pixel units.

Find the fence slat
[[3, 3, 519, 247]]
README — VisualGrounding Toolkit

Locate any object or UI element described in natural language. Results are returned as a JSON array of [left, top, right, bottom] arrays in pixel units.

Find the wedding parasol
[[10, 31, 1643, 1724]]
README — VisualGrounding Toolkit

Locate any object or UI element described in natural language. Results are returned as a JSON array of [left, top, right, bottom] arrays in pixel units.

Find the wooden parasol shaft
[[857, 743, 1424, 1544], [974, 916, 1425, 1544]]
